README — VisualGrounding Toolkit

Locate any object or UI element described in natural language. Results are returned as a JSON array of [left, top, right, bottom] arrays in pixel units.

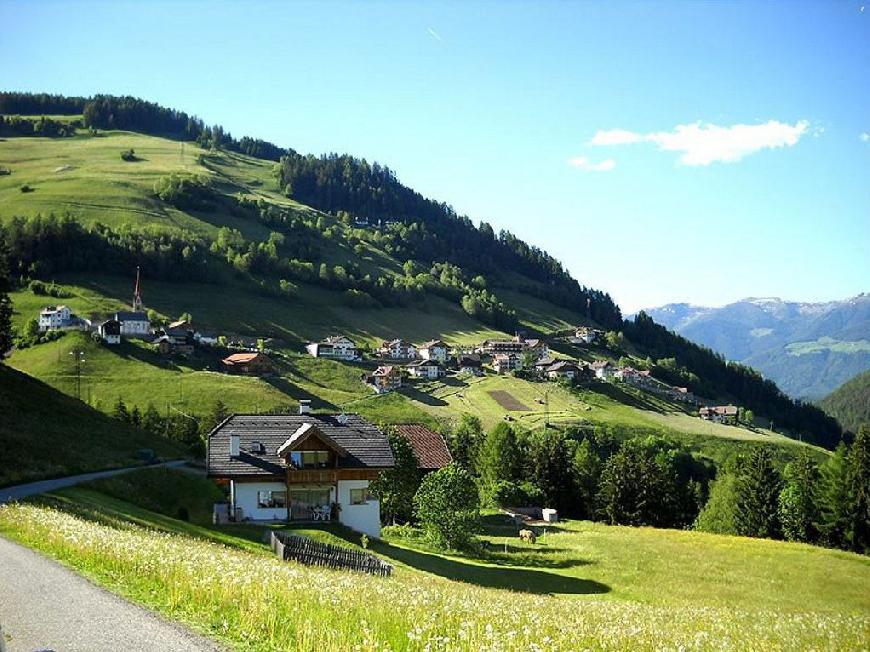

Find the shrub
[[491, 480, 544, 508], [0, 166, 11, 176], [20, 184, 34, 193], [414, 463, 480, 550], [120, 148, 137, 161]]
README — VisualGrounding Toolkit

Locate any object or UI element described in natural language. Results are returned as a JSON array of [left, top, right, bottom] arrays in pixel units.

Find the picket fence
[[270, 531, 393, 577]]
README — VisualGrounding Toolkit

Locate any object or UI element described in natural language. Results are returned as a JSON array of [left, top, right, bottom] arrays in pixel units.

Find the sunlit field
[[1, 495, 867, 651]]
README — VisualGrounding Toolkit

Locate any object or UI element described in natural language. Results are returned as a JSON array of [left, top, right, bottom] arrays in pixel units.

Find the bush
[[414, 463, 480, 550], [120, 148, 137, 161], [20, 184, 34, 193], [0, 166, 11, 176]]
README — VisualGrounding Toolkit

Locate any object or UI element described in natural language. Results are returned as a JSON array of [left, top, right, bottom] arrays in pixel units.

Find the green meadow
[[0, 467, 866, 650]]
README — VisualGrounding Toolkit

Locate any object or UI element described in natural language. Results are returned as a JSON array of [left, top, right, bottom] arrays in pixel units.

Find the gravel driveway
[[0, 536, 221, 652]]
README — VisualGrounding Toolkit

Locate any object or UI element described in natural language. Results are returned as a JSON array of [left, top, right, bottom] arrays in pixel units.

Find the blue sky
[[2, 1, 868, 312]]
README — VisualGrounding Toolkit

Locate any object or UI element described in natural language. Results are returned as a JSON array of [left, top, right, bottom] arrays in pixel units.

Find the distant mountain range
[[638, 294, 870, 400]]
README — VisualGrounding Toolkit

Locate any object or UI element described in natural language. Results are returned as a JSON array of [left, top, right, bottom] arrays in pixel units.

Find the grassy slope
[[0, 473, 867, 649], [0, 364, 182, 486], [1, 128, 826, 456]]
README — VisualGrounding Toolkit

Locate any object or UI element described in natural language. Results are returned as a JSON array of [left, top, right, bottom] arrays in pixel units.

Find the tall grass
[[1, 502, 867, 651]]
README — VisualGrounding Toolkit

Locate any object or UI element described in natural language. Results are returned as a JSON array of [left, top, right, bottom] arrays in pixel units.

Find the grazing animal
[[519, 529, 536, 544]]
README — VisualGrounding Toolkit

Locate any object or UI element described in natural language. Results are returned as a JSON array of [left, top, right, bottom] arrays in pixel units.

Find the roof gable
[[276, 422, 349, 457]]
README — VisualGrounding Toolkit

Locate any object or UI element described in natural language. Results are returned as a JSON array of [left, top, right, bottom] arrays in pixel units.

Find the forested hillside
[[0, 91, 842, 447], [821, 371, 870, 435]]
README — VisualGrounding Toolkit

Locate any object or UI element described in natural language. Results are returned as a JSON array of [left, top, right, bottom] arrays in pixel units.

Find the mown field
[[0, 468, 867, 650]]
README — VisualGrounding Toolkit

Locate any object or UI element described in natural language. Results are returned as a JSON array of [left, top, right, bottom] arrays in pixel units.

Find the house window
[[289, 450, 330, 469], [257, 490, 287, 508], [349, 488, 369, 505]]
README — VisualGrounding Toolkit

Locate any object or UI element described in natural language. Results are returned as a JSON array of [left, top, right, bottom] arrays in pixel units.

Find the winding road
[[0, 461, 220, 651]]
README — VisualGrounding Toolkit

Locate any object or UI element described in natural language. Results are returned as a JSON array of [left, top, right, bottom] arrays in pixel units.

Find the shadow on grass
[[371, 540, 608, 595], [263, 375, 338, 410], [399, 386, 448, 406], [589, 382, 667, 413]]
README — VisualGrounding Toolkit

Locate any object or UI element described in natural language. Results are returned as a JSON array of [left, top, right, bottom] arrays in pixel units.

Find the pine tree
[[695, 471, 740, 534], [848, 425, 870, 553], [113, 396, 130, 422], [0, 237, 13, 360], [130, 405, 142, 428], [572, 438, 602, 519], [734, 447, 782, 539], [449, 414, 482, 471], [475, 422, 520, 504], [819, 442, 852, 549], [778, 449, 819, 543], [142, 403, 163, 435]]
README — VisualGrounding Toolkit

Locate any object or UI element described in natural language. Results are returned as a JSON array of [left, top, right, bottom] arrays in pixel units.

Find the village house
[[38, 305, 72, 331], [406, 358, 445, 380], [306, 335, 359, 361], [153, 325, 195, 356], [98, 319, 121, 345], [195, 331, 218, 346], [367, 365, 402, 393], [456, 356, 484, 376], [478, 337, 525, 356], [417, 339, 449, 362], [617, 367, 655, 388], [114, 310, 151, 338], [570, 327, 603, 346], [545, 360, 582, 381], [493, 353, 523, 374], [206, 408, 394, 538], [394, 424, 453, 473], [670, 386, 696, 403], [222, 352, 273, 375], [378, 338, 417, 360], [699, 405, 739, 424], [523, 338, 550, 361], [590, 360, 616, 380]]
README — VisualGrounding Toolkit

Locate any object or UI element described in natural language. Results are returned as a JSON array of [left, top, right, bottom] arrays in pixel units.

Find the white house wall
[[337, 479, 382, 538], [232, 480, 290, 521]]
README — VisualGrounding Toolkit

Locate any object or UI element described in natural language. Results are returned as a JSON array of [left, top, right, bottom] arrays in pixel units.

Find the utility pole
[[69, 349, 85, 401]]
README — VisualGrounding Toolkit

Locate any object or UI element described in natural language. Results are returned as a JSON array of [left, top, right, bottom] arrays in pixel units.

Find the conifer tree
[[819, 442, 852, 549], [112, 396, 130, 422], [734, 447, 782, 539], [475, 422, 520, 504], [848, 425, 870, 553], [778, 449, 819, 543]]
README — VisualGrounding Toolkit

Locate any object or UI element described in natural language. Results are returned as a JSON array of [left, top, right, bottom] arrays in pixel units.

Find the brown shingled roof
[[395, 424, 452, 471]]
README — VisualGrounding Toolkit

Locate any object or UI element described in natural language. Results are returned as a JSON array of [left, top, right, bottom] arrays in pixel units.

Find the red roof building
[[394, 424, 452, 471]]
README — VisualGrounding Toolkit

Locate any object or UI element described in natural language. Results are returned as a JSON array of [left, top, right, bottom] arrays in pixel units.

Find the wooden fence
[[270, 531, 393, 577]]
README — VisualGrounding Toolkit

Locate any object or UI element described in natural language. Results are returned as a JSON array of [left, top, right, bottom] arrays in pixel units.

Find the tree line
[[696, 427, 870, 555]]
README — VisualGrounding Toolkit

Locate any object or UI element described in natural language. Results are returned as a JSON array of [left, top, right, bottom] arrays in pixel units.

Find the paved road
[[0, 461, 187, 504], [0, 536, 221, 652]]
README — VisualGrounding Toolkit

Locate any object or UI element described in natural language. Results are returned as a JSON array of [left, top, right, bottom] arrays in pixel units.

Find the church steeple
[[132, 266, 143, 312]]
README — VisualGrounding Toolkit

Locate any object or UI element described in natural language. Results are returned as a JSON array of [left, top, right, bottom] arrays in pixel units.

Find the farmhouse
[[570, 327, 603, 345], [114, 311, 151, 338], [590, 360, 616, 380], [306, 335, 359, 361], [493, 353, 523, 374], [38, 305, 72, 331], [406, 358, 445, 380], [670, 386, 696, 403], [153, 325, 195, 355], [222, 352, 273, 375], [378, 338, 417, 360], [699, 405, 739, 424], [417, 339, 449, 362], [394, 424, 452, 472], [457, 356, 484, 376], [206, 409, 394, 538], [367, 365, 402, 393], [523, 338, 549, 360], [97, 319, 121, 345], [545, 360, 582, 380]]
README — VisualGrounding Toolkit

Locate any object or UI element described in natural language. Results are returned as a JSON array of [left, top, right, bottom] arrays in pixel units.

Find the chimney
[[230, 435, 240, 458], [298, 400, 311, 415]]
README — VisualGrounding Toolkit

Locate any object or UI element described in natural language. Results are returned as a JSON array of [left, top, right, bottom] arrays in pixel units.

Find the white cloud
[[590, 120, 810, 166], [860, 132, 869, 142], [568, 156, 615, 172]]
